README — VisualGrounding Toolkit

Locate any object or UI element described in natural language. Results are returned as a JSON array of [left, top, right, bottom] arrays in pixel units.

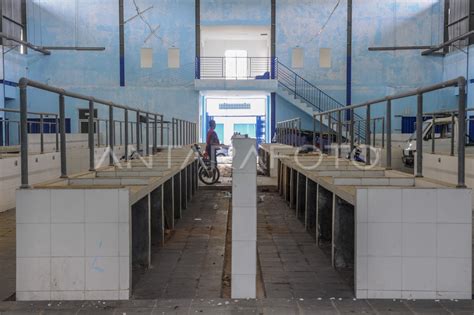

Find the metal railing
[[1, 107, 59, 153], [277, 61, 367, 142], [196, 57, 276, 80], [18, 78, 197, 188], [276, 118, 301, 147], [313, 77, 467, 188], [171, 118, 197, 147]]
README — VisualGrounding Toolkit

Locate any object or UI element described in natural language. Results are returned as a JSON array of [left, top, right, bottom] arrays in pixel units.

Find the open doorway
[[200, 92, 270, 147]]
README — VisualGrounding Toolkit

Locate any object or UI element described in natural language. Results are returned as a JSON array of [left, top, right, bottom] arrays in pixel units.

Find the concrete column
[[231, 136, 257, 299]]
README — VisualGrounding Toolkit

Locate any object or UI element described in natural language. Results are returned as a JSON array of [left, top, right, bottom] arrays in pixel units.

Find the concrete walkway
[[133, 190, 229, 299], [258, 192, 354, 299]]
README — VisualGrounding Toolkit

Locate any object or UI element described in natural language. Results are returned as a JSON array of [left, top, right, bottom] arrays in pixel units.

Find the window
[[320, 48, 331, 68], [225, 50, 248, 80], [1, 0, 27, 54], [234, 123, 256, 138], [140, 48, 153, 68], [168, 48, 180, 68], [444, 0, 474, 52], [291, 47, 304, 69]]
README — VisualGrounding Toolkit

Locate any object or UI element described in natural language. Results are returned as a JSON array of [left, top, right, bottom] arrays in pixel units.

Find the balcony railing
[[195, 57, 276, 80]]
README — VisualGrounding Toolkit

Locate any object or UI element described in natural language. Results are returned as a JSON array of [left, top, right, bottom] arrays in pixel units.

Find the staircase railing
[[276, 61, 366, 142]]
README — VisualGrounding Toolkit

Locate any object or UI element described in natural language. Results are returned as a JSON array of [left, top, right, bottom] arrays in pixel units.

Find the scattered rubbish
[[330, 297, 335, 300], [223, 192, 232, 198], [194, 218, 202, 221], [225, 301, 229, 305], [317, 297, 322, 301], [353, 298, 357, 301], [47, 303, 51, 307], [338, 298, 342, 301], [299, 298, 304, 301], [258, 195, 265, 203], [213, 204, 219, 210], [435, 300, 440, 302], [217, 302, 222, 306]]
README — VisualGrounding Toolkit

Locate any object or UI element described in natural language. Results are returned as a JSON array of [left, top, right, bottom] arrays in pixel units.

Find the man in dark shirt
[[206, 120, 220, 167]]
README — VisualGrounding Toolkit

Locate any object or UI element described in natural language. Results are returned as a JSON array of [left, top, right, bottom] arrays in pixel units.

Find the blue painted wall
[[15, 0, 198, 133], [0, 0, 465, 135]]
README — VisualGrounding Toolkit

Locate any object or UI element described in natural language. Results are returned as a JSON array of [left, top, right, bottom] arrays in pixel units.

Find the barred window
[[1, 0, 26, 54]]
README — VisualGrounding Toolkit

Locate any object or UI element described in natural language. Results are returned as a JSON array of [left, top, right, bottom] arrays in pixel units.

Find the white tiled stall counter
[[16, 188, 131, 301], [355, 187, 472, 299]]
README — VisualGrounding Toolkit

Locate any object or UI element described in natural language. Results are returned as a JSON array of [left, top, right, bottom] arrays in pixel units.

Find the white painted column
[[231, 136, 257, 299]]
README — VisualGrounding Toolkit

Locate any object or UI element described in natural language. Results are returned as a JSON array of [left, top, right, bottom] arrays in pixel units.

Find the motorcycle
[[192, 144, 221, 185]]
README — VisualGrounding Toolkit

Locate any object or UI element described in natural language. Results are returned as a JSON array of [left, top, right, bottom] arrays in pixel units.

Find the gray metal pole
[[88, 100, 95, 171], [55, 115, 59, 152], [381, 117, 385, 149], [20, 83, 29, 188], [313, 116, 316, 147], [337, 111, 342, 158], [39, 114, 44, 154], [386, 100, 392, 169], [432, 115, 436, 154], [153, 114, 157, 154], [59, 95, 67, 177], [365, 104, 371, 165], [319, 114, 323, 152], [372, 118, 376, 147], [458, 80, 466, 187], [124, 109, 129, 161], [97, 119, 101, 147], [160, 115, 164, 146], [350, 110, 354, 156], [172, 118, 175, 147], [145, 113, 150, 156], [136, 111, 140, 152], [451, 113, 455, 156], [328, 114, 332, 154], [109, 106, 114, 166], [416, 94, 423, 177]]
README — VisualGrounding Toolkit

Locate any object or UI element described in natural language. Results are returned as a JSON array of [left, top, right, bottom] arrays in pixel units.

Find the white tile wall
[[16, 189, 51, 224], [355, 188, 472, 300], [85, 223, 119, 257], [231, 274, 256, 299], [51, 257, 85, 291], [402, 189, 436, 223], [437, 224, 471, 258], [85, 190, 119, 223], [402, 223, 436, 257], [437, 258, 471, 292], [402, 257, 436, 291], [232, 137, 257, 299], [367, 189, 402, 223], [85, 257, 120, 291], [367, 223, 401, 257], [17, 224, 51, 257], [16, 188, 130, 301], [51, 190, 85, 223], [51, 224, 84, 257], [232, 207, 256, 241], [232, 241, 257, 275], [17, 257, 51, 291], [437, 189, 471, 223]]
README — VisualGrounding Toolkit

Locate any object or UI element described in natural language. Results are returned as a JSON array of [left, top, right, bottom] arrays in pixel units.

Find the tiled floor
[[132, 190, 229, 299], [257, 192, 354, 299]]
